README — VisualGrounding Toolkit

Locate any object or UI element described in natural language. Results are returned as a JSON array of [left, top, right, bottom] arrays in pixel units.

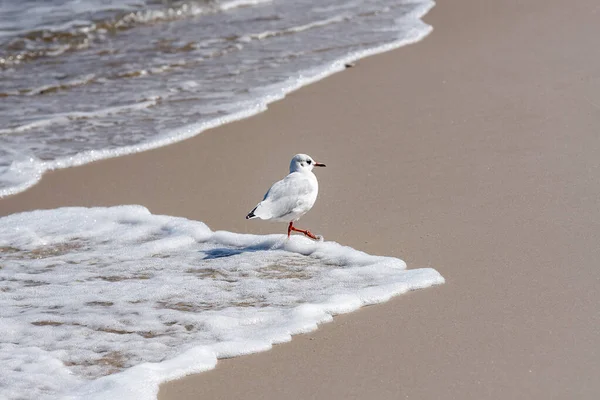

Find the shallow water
[[0, 0, 434, 196]]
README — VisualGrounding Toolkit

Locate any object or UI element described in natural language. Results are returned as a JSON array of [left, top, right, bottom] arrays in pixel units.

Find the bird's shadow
[[202, 243, 275, 260]]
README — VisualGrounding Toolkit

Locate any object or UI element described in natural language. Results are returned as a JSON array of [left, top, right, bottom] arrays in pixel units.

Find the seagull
[[246, 154, 326, 240]]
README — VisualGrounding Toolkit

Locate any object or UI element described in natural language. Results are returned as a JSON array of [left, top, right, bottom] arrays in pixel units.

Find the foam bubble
[[0, 206, 444, 399]]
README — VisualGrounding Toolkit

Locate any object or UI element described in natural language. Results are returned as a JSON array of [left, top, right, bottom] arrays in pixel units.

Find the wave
[[0, 98, 160, 135], [0, 205, 444, 399], [0, 0, 272, 67], [0, 0, 436, 198], [239, 14, 350, 42]]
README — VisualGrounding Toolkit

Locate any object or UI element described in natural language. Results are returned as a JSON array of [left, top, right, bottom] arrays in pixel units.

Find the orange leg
[[287, 221, 318, 240]]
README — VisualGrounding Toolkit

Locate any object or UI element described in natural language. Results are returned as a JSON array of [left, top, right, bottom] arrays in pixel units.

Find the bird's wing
[[253, 173, 314, 219]]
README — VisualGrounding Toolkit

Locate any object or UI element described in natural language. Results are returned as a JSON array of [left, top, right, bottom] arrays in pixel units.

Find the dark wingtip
[[246, 205, 258, 220]]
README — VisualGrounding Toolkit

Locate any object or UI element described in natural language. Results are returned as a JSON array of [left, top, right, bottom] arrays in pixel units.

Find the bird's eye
[[307, 160, 312, 164]]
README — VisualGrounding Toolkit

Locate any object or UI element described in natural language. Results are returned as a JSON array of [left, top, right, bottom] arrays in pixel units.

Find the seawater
[[0, 206, 445, 399], [0, 0, 434, 197]]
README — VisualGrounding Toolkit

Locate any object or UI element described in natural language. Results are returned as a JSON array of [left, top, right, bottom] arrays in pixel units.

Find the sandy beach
[[1, 0, 599, 398]]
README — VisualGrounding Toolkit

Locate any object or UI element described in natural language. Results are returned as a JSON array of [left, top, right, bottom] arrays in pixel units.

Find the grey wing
[[261, 174, 314, 219]]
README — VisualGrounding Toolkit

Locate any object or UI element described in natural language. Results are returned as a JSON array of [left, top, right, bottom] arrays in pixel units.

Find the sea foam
[[0, 206, 444, 400]]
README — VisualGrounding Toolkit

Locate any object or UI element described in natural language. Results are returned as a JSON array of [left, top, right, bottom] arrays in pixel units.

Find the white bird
[[246, 154, 326, 240]]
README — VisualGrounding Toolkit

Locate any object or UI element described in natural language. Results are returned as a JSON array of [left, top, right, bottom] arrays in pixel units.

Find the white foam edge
[[35, 208, 443, 400], [67, 268, 445, 400], [0, 204, 444, 399], [219, 0, 273, 11], [0, 1, 435, 199]]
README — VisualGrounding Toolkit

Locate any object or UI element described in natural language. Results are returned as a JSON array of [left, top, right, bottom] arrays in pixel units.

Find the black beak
[[314, 162, 326, 167]]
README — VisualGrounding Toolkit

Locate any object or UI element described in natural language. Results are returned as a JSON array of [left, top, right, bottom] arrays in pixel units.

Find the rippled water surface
[[0, 0, 433, 196]]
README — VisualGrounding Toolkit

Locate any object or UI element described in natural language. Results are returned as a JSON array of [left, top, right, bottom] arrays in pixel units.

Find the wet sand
[[1, 0, 599, 398]]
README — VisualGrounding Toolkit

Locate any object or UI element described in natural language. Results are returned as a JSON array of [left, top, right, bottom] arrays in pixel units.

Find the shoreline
[[0, 1, 434, 199], [2, 0, 600, 398]]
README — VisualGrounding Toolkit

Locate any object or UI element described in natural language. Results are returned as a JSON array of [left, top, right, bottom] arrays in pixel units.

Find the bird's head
[[289, 154, 326, 173]]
